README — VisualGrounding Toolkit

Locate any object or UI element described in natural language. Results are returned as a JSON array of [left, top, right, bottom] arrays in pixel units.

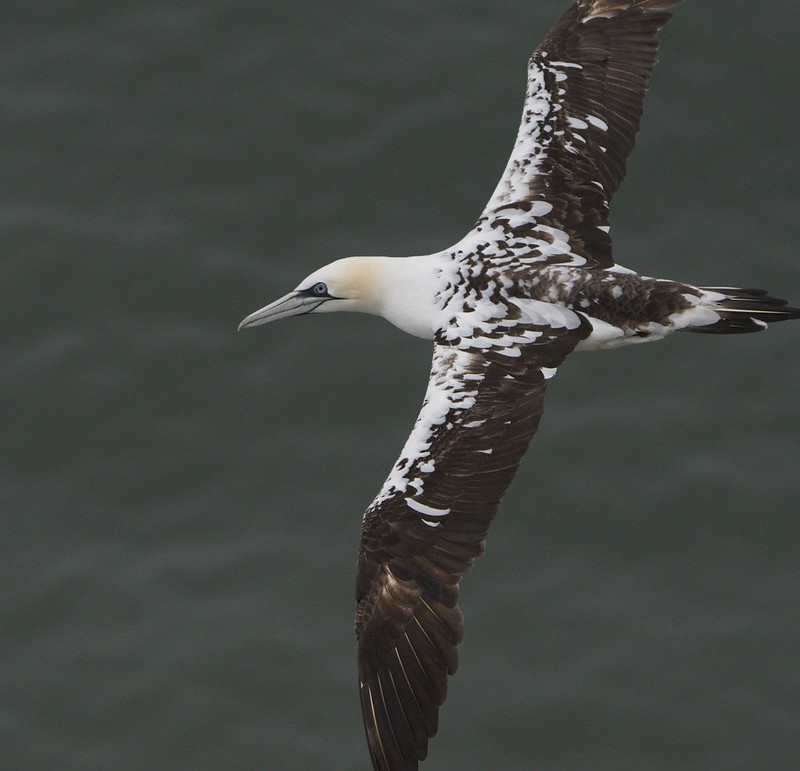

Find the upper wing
[[355, 304, 591, 769], [480, 0, 679, 267]]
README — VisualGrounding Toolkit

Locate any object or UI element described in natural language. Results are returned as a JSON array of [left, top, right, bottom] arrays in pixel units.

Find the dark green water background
[[3, 2, 799, 768]]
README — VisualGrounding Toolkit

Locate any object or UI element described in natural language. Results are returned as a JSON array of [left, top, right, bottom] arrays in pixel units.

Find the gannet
[[239, 1, 799, 768]]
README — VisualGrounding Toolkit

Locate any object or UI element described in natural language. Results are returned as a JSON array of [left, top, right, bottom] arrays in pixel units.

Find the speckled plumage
[[238, 2, 799, 769]]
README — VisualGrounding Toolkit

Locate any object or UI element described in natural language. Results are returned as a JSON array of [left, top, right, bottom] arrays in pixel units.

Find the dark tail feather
[[685, 287, 800, 335]]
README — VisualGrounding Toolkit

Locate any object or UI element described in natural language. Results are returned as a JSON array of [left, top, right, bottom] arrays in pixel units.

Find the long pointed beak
[[238, 292, 323, 331]]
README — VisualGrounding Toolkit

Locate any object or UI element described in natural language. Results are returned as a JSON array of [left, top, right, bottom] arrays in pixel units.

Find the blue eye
[[310, 282, 328, 296]]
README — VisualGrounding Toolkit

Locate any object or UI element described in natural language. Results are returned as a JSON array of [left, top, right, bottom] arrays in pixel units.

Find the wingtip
[[579, 0, 681, 22]]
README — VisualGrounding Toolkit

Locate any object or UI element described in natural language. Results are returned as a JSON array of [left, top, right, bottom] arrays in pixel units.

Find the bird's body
[[239, 1, 798, 768]]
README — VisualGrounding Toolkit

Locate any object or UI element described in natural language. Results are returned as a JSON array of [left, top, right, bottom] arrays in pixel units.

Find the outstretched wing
[[355, 304, 591, 769], [481, 0, 679, 268]]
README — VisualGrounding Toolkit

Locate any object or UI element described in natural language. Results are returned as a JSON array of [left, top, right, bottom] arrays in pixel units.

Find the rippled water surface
[[3, 2, 799, 768]]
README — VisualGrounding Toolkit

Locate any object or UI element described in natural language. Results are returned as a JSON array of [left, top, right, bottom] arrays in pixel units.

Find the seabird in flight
[[239, 1, 799, 768]]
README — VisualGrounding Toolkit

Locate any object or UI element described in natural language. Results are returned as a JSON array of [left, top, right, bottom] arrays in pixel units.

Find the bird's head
[[238, 256, 383, 331]]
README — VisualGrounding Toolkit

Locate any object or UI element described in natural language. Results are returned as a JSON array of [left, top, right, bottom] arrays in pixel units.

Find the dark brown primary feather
[[483, 0, 679, 269], [355, 314, 590, 770], [537, 0, 680, 200]]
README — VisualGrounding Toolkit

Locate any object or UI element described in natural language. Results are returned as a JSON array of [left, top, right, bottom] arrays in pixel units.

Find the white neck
[[366, 255, 443, 339]]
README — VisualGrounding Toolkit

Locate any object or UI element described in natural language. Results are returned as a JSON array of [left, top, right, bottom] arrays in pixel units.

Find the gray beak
[[238, 291, 324, 331]]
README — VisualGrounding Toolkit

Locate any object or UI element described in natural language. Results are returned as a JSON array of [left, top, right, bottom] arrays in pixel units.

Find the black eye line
[[302, 283, 338, 299]]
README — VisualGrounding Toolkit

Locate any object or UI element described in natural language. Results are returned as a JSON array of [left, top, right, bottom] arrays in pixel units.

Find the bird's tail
[[685, 287, 800, 334]]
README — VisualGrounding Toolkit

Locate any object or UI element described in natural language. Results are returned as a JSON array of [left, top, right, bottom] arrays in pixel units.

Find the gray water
[[3, 2, 799, 769]]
